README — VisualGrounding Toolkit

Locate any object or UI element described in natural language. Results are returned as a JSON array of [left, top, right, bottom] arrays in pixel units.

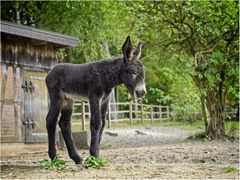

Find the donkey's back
[[46, 62, 99, 100]]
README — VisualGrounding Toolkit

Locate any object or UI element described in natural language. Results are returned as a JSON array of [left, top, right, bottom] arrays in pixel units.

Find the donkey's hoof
[[74, 157, 83, 165], [50, 156, 58, 161], [75, 160, 83, 165]]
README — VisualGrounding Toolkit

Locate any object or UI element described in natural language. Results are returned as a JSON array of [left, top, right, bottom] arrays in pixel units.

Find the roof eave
[[0, 21, 79, 48]]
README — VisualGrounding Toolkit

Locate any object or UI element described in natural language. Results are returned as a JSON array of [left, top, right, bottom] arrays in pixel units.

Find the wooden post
[[167, 106, 170, 119], [159, 106, 162, 124], [129, 101, 132, 126], [173, 109, 176, 122], [132, 100, 137, 120], [108, 102, 111, 128], [66, 48, 72, 63], [82, 101, 85, 131], [151, 105, 153, 124], [1, 64, 7, 117], [141, 102, 143, 124]]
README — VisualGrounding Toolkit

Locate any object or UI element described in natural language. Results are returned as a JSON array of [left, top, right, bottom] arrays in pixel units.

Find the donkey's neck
[[98, 58, 124, 89]]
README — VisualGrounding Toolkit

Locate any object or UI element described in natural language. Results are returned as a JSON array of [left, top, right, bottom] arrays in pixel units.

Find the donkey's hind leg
[[99, 99, 109, 144], [59, 99, 83, 164], [46, 92, 62, 160]]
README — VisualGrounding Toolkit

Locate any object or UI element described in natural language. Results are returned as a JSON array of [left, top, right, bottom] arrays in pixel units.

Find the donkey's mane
[[73, 56, 123, 66], [92, 55, 123, 63]]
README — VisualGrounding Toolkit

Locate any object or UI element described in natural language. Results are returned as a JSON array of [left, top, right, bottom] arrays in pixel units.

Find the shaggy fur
[[45, 36, 146, 164]]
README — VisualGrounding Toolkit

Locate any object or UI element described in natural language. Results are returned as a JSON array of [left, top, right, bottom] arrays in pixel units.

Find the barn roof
[[1, 21, 79, 48]]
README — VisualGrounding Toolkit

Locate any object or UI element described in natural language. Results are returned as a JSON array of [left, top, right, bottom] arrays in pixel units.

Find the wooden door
[[23, 70, 48, 143], [0, 65, 22, 142]]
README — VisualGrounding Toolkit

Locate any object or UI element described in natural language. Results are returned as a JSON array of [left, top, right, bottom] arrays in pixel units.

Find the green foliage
[[144, 87, 172, 105], [83, 156, 108, 169], [225, 121, 239, 140], [187, 132, 211, 141], [1, 1, 238, 127], [223, 165, 238, 173], [169, 74, 201, 122], [139, 1, 238, 136], [162, 120, 204, 131], [39, 157, 66, 171], [118, 84, 132, 102]]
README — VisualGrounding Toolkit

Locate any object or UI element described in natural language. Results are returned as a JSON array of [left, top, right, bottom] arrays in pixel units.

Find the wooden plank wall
[[0, 65, 22, 141], [1, 36, 58, 142], [1, 36, 58, 70]]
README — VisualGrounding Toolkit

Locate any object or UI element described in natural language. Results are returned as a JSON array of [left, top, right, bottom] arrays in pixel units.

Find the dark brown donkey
[[45, 36, 146, 164]]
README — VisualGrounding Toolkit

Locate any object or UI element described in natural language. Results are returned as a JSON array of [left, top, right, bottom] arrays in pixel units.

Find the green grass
[[225, 121, 239, 130], [223, 165, 238, 173], [225, 121, 239, 140], [161, 120, 205, 130], [71, 117, 239, 133], [40, 156, 108, 170], [39, 157, 66, 171], [83, 156, 108, 169], [71, 118, 163, 132]]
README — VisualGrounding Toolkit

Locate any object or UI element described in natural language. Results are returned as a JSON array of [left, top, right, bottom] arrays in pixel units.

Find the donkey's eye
[[131, 72, 138, 78]]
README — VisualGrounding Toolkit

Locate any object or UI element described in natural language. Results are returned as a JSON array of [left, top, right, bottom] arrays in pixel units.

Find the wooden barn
[[0, 21, 78, 144]]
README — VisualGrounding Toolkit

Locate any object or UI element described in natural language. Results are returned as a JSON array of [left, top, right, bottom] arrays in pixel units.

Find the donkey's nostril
[[135, 81, 146, 97], [142, 91, 146, 96], [136, 90, 146, 98]]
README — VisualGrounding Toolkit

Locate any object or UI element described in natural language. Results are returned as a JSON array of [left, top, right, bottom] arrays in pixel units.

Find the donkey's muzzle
[[135, 81, 147, 98], [136, 89, 146, 98]]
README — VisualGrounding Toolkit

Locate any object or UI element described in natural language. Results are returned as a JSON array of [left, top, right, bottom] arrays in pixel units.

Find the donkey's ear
[[122, 36, 132, 61], [133, 42, 142, 60]]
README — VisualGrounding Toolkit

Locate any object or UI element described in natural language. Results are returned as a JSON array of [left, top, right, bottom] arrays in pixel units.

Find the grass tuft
[[83, 156, 108, 169], [39, 157, 66, 171], [223, 165, 238, 173]]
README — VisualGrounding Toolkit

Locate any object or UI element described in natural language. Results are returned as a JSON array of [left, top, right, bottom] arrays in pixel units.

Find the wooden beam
[[1, 21, 79, 48]]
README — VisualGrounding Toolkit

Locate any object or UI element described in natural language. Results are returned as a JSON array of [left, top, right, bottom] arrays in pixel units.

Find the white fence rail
[[72, 101, 171, 131]]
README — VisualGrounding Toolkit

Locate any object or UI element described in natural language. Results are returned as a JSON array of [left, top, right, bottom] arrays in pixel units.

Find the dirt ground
[[1, 126, 239, 179]]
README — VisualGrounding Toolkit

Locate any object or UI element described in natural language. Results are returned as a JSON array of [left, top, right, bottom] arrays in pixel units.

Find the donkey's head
[[121, 36, 146, 98]]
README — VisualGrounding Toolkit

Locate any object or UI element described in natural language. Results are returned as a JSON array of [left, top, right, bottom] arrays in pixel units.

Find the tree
[[139, 1, 239, 139], [2, 1, 238, 139]]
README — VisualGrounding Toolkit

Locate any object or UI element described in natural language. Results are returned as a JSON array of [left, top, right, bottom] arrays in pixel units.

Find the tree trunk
[[103, 41, 117, 119], [66, 48, 72, 63], [191, 75, 209, 134], [200, 95, 208, 132], [191, 74, 226, 140], [205, 90, 225, 139]]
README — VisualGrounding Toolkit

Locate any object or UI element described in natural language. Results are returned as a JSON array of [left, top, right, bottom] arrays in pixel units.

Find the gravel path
[[101, 126, 198, 148], [1, 126, 239, 179]]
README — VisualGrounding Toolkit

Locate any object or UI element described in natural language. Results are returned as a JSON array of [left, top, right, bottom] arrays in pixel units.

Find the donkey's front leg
[[89, 96, 102, 157]]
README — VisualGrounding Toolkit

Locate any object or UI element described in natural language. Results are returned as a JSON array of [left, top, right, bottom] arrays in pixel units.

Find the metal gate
[[23, 70, 48, 143]]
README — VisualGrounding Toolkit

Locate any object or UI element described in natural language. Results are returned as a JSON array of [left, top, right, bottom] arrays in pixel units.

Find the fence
[[72, 101, 171, 131]]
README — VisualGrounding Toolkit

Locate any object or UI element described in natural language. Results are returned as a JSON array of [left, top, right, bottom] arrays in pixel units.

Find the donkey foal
[[45, 36, 146, 164]]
